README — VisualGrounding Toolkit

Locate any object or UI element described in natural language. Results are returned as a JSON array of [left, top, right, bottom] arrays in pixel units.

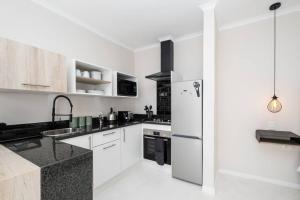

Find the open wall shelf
[[256, 130, 300, 145], [67, 60, 113, 96], [67, 60, 137, 98]]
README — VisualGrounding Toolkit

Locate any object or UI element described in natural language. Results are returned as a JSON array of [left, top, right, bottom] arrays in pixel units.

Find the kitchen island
[[0, 145, 40, 200], [3, 137, 93, 200]]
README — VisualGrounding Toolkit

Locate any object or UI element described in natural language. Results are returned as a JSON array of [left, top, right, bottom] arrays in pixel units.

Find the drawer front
[[93, 140, 121, 188], [93, 129, 120, 147]]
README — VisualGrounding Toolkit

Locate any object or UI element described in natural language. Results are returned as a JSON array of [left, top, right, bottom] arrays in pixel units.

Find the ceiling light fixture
[[267, 2, 282, 113]]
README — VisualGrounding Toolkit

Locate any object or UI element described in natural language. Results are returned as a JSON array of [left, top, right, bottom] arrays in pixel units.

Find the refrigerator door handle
[[172, 134, 202, 140]]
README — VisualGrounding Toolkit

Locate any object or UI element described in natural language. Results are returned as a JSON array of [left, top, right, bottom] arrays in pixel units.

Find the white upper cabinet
[[0, 37, 67, 93], [121, 124, 143, 170]]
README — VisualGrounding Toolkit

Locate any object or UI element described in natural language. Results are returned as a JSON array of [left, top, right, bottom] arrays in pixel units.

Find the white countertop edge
[[142, 123, 171, 132]]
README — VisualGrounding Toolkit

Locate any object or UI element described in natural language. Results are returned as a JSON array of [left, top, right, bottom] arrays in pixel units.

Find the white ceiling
[[31, 0, 300, 50]]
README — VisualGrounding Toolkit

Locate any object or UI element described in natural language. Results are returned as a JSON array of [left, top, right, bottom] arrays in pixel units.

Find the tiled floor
[[94, 160, 300, 200]]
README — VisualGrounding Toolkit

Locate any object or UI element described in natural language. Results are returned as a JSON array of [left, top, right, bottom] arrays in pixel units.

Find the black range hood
[[145, 40, 174, 81]]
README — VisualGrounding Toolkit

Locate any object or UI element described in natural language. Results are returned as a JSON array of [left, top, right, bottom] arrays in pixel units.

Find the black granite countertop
[[4, 136, 91, 167], [56, 121, 143, 140], [2, 121, 143, 167], [2, 119, 170, 168]]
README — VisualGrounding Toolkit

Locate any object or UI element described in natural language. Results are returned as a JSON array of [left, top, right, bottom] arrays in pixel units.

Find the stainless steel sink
[[41, 128, 82, 137]]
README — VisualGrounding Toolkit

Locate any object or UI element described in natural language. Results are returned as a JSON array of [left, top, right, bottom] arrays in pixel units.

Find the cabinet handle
[[103, 144, 116, 150], [123, 129, 126, 143], [103, 132, 115, 136], [89, 136, 92, 149], [144, 136, 155, 140], [22, 83, 51, 87]]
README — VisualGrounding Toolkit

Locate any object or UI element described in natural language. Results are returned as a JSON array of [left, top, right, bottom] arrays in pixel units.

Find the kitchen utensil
[[69, 117, 78, 128], [91, 71, 102, 80], [0, 123, 7, 130], [108, 107, 117, 124], [99, 112, 104, 127], [147, 111, 153, 119], [87, 90, 105, 95], [82, 71, 90, 78], [76, 89, 86, 93], [76, 69, 82, 77], [128, 112, 134, 121], [118, 111, 134, 122], [78, 116, 86, 128], [144, 105, 149, 113], [85, 116, 92, 127]]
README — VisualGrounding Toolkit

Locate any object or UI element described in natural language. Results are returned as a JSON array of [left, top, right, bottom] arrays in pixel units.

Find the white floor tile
[[94, 160, 300, 200]]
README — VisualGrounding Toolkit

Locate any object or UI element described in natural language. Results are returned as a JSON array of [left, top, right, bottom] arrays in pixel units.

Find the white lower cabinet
[[93, 139, 121, 188], [61, 125, 143, 189], [121, 124, 143, 170], [61, 134, 92, 150], [93, 129, 120, 147]]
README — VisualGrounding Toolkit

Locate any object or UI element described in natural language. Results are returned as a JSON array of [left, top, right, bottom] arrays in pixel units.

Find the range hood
[[145, 40, 174, 81]]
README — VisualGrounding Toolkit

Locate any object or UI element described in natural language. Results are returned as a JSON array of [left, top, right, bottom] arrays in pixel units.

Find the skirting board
[[219, 169, 300, 190]]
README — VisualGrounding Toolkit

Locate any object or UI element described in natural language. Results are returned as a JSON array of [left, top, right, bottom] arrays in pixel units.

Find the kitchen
[[0, 0, 300, 200]]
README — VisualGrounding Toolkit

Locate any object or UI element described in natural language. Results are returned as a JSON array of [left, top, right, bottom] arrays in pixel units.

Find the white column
[[199, 1, 217, 195]]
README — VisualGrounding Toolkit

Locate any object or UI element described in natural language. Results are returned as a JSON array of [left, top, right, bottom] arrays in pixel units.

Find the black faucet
[[52, 95, 73, 125]]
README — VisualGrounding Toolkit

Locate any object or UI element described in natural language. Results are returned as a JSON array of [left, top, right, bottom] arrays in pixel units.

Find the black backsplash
[[157, 80, 171, 120]]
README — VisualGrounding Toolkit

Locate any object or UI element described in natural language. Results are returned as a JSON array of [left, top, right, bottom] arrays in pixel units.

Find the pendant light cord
[[273, 9, 276, 96]]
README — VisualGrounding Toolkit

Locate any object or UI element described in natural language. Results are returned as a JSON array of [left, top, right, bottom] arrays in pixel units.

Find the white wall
[[134, 36, 203, 114], [217, 11, 300, 186], [174, 37, 203, 81], [0, 0, 135, 125], [134, 46, 160, 114]]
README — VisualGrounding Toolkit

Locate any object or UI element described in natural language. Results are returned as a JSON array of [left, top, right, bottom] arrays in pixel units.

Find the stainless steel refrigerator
[[171, 80, 203, 185]]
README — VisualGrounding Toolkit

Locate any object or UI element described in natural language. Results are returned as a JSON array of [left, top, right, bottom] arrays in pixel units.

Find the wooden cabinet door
[[22, 46, 67, 92], [0, 38, 26, 90], [46, 51, 67, 93], [0, 37, 67, 93]]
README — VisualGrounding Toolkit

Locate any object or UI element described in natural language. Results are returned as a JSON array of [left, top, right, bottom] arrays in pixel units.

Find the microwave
[[117, 79, 137, 96]]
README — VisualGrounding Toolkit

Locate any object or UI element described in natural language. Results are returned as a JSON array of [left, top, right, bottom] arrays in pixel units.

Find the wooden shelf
[[76, 76, 111, 85], [68, 92, 107, 97]]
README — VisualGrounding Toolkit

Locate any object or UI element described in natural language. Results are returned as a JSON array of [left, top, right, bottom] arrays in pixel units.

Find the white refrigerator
[[171, 80, 203, 185]]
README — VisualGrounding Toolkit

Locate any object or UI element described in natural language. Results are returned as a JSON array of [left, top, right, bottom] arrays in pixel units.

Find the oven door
[[143, 135, 171, 165], [143, 135, 156, 161]]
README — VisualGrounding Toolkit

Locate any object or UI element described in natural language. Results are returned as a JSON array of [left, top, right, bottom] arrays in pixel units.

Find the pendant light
[[267, 2, 282, 113]]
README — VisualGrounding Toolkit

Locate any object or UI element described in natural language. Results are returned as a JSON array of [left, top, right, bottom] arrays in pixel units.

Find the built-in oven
[[117, 79, 137, 96], [143, 129, 171, 165]]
